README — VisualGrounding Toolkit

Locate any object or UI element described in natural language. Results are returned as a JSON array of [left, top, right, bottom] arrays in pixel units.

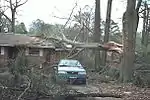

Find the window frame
[[28, 48, 40, 56]]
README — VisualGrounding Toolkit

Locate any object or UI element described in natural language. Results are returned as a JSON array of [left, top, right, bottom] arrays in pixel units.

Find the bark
[[134, 0, 142, 53], [141, 2, 149, 57], [120, 0, 137, 82], [0, 12, 2, 32], [101, 0, 113, 66], [93, 0, 101, 70], [135, 0, 142, 31], [141, 2, 146, 45], [11, 10, 15, 32]]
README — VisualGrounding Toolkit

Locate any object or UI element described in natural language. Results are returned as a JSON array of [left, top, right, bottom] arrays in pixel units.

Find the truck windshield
[[58, 60, 82, 67]]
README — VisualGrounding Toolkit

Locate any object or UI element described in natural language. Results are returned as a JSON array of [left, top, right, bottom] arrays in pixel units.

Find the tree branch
[[63, 2, 77, 28], [15, 0, 28, 8], [73, 27, 83, 42], [1, 12, 12, 22], [136, 0, 142, 12], [4, 0, 10, 3], [68, 48, 85, 58], [60, 2, 78, 39], [74, 14, 94, 34], [17, 80, 31, 100], [82, 22, 94, 33], [66, 92, 122, 98], [52, 16, 68, 20], [67, 46, 77, 57]]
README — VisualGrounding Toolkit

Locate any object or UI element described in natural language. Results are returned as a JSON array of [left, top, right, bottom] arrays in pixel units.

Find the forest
[[0, 0, 150, 100]]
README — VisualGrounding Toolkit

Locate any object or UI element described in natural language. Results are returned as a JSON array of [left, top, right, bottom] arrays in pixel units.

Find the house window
[[29, 48, 40, 56], [25, 48, 43, 56]]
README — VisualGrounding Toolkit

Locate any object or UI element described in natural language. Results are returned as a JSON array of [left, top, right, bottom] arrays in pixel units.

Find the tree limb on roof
[[43, 35, 123, 54]]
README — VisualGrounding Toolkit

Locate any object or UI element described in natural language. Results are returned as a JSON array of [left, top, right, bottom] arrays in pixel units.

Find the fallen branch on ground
[[0, 85, 122, 98], [17, 80, 31, 100], [65, 92, 122, 98]]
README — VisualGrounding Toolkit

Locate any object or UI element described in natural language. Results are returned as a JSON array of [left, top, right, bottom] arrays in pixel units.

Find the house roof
[[0, 33, 55, 48]]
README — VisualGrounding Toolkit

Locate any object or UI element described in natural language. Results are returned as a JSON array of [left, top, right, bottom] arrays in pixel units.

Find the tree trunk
[[141, 2, 149, 57], [94, 0, 101, 70], [120, 0, 137, 82], [135, 0, 142, 32], [0, 12, 2, 32], [11, 11, 15, 33], [101, 0, 113, 66], [141, 2, 146, 45]]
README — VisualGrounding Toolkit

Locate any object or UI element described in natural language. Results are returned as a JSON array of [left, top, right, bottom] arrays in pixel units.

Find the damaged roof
[[0, 33, 55, 48]]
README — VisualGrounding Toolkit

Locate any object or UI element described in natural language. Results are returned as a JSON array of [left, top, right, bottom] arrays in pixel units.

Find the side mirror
[[82, 65, 86, 68], [53, 66, 57, 70], [52, 65, 58, 70], [83, 66, 86, 69]]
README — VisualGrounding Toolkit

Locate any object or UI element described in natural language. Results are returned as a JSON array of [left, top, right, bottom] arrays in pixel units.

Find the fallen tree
[[0, 85, 123, 99], [33, 33, 123, 63], [41, 35, 123, 56]]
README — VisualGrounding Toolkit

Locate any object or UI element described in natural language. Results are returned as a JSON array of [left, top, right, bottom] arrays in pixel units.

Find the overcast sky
[[2, 0, 142, 31], [12, 0, 126, 29]]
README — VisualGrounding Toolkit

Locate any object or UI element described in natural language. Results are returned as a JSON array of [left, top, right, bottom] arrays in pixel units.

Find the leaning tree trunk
[[93, 0, 101, 70], [120, 0, 137, 82], [101, 0, 113, 66]]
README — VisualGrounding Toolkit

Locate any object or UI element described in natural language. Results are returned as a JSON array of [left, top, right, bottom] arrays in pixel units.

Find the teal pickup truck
[[52, 59, 87, 84]]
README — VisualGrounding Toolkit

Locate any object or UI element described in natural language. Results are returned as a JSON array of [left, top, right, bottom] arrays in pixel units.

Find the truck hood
[[58, 66, 85, 72]]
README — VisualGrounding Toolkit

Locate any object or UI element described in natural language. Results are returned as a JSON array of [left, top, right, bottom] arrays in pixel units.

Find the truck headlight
[[78, 71, 86, 75], [58, 71, 67, 74]]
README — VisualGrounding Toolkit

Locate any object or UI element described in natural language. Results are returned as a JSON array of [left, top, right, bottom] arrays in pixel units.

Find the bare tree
[[0, 12, 2, 32], [101, 0, 113, 66], [1, 0, 28, 33], [141, 1, 149, 57], [93, 0, 101, 70], [0, 1, 3, 32], [120, 0, 142, 82]]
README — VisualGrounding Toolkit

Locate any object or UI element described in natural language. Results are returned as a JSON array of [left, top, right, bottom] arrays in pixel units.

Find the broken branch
[[1, 12, 12, 22], [15, 0, 28, 8], [68, 48, 85, 58], [67, 46, 77, 57], [17, 80, 31, 100], [66, 92, 122, 98]]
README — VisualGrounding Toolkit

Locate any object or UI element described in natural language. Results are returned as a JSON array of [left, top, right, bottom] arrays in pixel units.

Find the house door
[[7, 47, 19, 59], [46, 50, 56, 64]]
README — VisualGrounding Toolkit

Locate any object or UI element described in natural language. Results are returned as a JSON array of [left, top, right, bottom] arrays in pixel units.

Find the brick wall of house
[[0, 46, 69, 68], [25, 48, 61, 68], [26, 48, 48, 67]]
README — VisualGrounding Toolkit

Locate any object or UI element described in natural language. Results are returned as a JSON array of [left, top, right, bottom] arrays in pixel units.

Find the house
[[0, 33, 124, 69], [0, 33, 69, 67]]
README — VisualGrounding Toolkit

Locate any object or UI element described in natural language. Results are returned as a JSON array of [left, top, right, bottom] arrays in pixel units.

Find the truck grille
[[67, 71, 78, 75]]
